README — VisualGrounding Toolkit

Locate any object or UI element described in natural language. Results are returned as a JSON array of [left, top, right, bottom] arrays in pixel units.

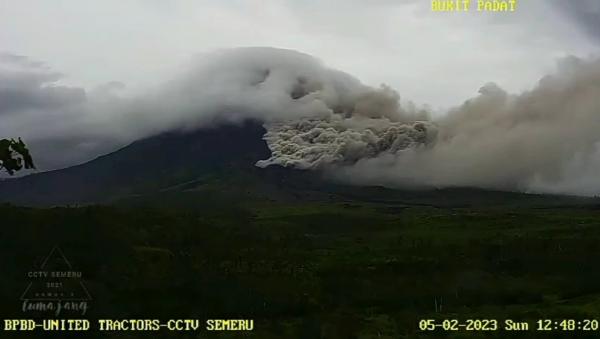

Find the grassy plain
[[1, 190, 600, 338]]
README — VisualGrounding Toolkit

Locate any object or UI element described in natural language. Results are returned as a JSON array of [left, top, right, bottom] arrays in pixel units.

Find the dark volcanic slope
[[1, 120, 597, 208], [0, 120, 274, 205]]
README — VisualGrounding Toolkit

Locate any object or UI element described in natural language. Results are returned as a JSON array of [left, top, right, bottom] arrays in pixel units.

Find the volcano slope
[[1, 121, 600, 339]]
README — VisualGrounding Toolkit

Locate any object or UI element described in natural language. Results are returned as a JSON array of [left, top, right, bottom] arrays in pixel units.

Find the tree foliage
[[0, 138, 35, 175]]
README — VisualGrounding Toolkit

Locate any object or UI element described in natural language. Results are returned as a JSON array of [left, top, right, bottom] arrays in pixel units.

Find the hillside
[[1, 120, 598, 210], [0, 120, 274, 205]]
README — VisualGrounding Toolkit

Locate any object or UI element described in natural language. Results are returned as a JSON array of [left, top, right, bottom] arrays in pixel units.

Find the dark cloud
[[551, 0, 600, 43], [0, 53, 86, 116], [0, 53, 46, 69], [0, 53, 113, 173]]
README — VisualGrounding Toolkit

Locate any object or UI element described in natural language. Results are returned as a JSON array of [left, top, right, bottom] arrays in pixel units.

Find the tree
[[0, 138, 35, 175]]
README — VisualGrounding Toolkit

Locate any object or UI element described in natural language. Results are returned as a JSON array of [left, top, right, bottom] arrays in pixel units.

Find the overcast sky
[[1, 0, 600, 173], [1, 0, 598, 109]]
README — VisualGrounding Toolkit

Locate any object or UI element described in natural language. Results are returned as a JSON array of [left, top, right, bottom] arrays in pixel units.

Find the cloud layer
[[552, 0, 600, 43], [3, 0, 598, 110], [2, 47, 600, 196]]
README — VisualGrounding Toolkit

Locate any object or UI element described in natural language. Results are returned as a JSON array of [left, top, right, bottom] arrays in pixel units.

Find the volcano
[[0, 120, 595, 208], [0, 120, 299, 205]]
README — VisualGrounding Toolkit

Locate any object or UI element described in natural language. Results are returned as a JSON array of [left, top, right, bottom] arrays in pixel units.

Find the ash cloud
[[334, 56, 600, 195], [256, 92, 435, 169], [2, 47, 600, 196], [124, 48, 438, 172]]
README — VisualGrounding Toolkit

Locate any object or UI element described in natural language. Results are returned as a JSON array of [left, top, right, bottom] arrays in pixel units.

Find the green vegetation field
[[2, 191, 600, 338]]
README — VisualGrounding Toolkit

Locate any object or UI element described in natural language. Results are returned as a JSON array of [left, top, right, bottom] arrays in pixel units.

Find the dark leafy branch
[[0, 138, 35, 175]]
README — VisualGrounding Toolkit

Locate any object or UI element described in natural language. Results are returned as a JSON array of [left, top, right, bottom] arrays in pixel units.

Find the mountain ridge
[[0, 120, 278, 205], [1, 120, 598, 208]]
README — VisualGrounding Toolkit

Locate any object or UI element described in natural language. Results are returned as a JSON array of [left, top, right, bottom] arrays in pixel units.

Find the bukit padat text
[[432, 0, 517, 12]]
